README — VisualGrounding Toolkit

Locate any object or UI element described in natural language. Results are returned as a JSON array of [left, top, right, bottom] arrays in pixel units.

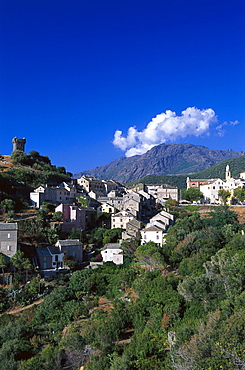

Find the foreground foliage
[[0, 206, 244, 369]]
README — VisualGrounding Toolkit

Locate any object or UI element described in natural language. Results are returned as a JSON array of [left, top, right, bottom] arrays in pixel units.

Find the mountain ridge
[[74, 143, 245, 183]]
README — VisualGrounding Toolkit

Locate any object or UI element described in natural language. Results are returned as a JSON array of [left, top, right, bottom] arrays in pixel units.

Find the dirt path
[[4, 298, 43, 315]]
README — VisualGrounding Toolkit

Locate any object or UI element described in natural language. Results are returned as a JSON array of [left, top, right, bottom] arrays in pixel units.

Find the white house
[[101, 243, 123, 265], [140, 225, 166, 247]]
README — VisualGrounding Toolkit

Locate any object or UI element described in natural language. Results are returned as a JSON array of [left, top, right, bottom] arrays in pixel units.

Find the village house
[[122, 191, 142, 219], [30, 182, 79, 208], [0, 222, 18, 259], [97, 195, 124, 211], [76, 175, 121, 196], [111, 210, 136, 229], [55, 239, 83, 264], [36, 246, 64, 276], [140, 210, 174, 247], [96, 202, 118, 215], [146, 184, 179, 203], [121, 218, 143, 240], [54, 203, 97, 231], [101, 243, 123, 265], [131, 182, 179, 204], [140, 225, 166, 247], [149, 210, 175, 230]]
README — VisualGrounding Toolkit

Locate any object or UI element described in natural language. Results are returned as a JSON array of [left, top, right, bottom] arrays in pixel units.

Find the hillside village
[[1, 137, 245, 277], [1, 138, 245, 369]]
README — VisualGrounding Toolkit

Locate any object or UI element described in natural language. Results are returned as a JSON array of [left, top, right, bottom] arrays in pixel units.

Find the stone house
[[149, 210, 175, 230], [55, 239, 83, 264], [121, 218, 143, 240], [96, 202, 118, 215], [111, 210, 136, 229], [0, 222, 18, 259], [30, 182, 78, 208], [36, 246, 64, 274]]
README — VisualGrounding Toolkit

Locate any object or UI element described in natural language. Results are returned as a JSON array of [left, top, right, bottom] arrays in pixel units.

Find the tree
[[10, 251, 33, 283], [0, 253, 7, 284], [218, 189, 231, 205], [11, 150, 27, 165], [52, 211, 64, 222], [0, 198, 15, 213], [182, 188, 203, 202], [121, 237, 141, 258], [233, 187, 245, 203], [135, 241, 165, 269]]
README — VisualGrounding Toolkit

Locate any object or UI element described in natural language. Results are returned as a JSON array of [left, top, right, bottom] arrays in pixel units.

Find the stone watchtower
[[12, 137, 26, 153]]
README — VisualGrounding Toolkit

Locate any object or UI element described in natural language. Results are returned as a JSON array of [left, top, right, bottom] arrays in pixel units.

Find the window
[[7, 245, 11, 251], [8, 233, 11, 239]]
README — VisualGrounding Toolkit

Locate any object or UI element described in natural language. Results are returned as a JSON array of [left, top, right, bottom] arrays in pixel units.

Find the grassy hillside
[[0, 153, 71, 205]]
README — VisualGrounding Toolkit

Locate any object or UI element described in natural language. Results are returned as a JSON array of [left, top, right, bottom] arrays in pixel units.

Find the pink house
[[55, 204, 96, 232]]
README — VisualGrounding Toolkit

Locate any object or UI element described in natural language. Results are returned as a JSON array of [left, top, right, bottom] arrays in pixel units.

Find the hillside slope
[[74, 143, 245, 183]]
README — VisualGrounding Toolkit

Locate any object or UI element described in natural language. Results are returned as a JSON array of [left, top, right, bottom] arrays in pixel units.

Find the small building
[[55, 239, 83, 264], [140, 225, 166, 247], [0, 222, 18, 259], [55, 203, 97, 231], [146, 184, 179, 203], [111, 210, 136, 229], [96, 202, 118, 215], [36, 246, 64, 275], [30, 182, 79, 208], [121, 218, 143, 240], [101, 243, 123, 265]]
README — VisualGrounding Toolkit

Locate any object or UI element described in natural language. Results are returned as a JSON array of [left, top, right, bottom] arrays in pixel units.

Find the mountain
[[74, 143, 245, 183], [126, 155, 245, 189]]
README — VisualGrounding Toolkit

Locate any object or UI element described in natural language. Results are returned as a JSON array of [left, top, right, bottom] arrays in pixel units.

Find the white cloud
[[113, 107, 218, 157], [216, 119, 240, 136]]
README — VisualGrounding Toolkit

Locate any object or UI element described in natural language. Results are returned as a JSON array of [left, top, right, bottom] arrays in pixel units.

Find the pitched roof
[[36, 247, 51, 257], [142, 225, 163, 232], [57, 239, 82, 247], [103, 243, 121, 249], [48, 246, 62, 255], [0, 222, 18, 231]]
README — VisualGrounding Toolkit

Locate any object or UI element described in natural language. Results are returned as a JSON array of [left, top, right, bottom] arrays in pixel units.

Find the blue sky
[[0, 0, 244, 174]]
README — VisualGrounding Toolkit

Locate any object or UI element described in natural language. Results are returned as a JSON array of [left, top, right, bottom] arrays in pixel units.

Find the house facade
[[101, 243, 123, 265], [0, 222, 18, 259], [30, 182, 78, 208], [36, 246, 64, 275], [55, 203, 97, 231], [111, 211, 136, 229], [55, 239, 83, 264], [146, 184, 179, 203], [140, 225, 166, 247]]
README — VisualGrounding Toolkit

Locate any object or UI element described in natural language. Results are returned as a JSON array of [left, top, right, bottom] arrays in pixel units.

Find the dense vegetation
[[0, 151, 71, 212], [0, 206, 244, 369]]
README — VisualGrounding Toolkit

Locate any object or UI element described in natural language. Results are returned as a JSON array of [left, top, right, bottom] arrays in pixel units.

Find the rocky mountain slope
[[74, 143, 245, 183]]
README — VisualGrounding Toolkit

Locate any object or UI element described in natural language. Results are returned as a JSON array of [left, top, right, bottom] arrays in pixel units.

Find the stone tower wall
[[12, 137, 26, 153]]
